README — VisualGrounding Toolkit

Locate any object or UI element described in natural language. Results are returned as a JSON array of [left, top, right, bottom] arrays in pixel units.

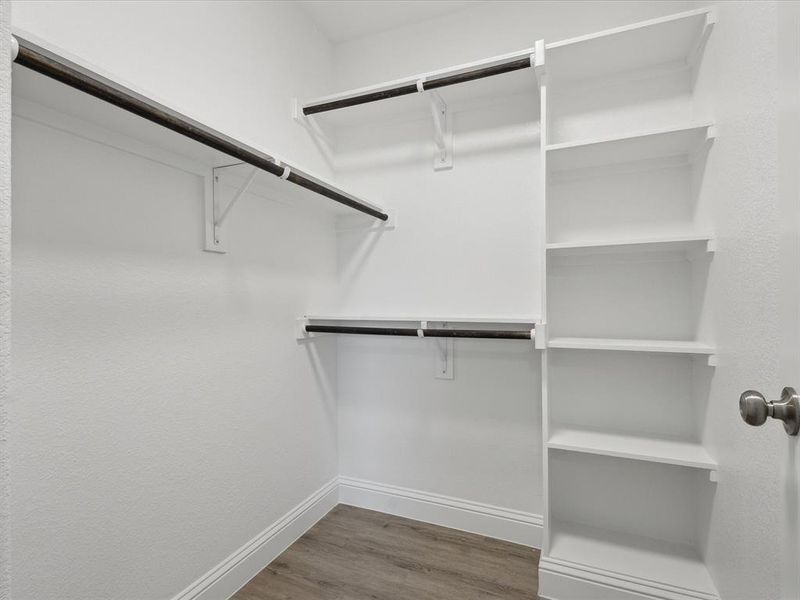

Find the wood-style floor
[[232, 505, 540, 600]]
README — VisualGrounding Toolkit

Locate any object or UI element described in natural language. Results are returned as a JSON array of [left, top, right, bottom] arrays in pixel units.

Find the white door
[[777, 2, 797, 597], [716, 3, 800, 598]]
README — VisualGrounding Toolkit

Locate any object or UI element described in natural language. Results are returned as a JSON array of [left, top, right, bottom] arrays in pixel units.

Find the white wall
[[9, 2, 338, 599], [0, 2, 11, 598], [329, 1, 691, 521]]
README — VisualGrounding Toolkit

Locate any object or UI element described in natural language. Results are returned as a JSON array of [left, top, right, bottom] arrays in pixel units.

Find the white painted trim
[[338, 476, 542, 548], [538, 556, 719, 600], [171, 477, 338, 600]]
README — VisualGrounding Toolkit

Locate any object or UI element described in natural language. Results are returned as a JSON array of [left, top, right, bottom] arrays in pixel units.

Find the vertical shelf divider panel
[[533, 38, 550, 556], [537, 8, 719, 600]]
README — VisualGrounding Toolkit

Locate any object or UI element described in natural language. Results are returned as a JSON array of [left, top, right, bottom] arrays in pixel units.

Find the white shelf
[[546, 7, 715, 85], [11, 63, 385, 219], [548, 427, 716, 471], [547, 337, 715, 355], [304, 314, 538, 325], [547, 520, 719, 600], [546, 123, 714, 172], [300, 48, 538, 129], [546, 233, 714, 254]]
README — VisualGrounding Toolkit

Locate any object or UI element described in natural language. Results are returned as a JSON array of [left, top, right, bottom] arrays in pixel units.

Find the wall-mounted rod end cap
[[10, 35, 19, 61]]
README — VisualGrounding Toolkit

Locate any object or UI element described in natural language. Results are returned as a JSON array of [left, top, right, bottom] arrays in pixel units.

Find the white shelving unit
[[538, 8, 719, 600]]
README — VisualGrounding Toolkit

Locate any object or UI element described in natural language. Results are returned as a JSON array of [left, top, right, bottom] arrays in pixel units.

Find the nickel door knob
[[739, 387, 800, 436]]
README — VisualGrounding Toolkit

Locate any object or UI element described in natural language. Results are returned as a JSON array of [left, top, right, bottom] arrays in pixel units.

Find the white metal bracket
[[426, 90, 453, 171], [434, 337, 455, 379], [204, 164, 258, 253], [295, 317, 312, 342], [431, 322, 454, 379]]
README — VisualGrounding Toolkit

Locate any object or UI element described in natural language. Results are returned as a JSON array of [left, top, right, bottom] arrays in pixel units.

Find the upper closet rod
[[11, 35, 388, 222], [305, 325, 534, 340], [303, 56, 533, 116]]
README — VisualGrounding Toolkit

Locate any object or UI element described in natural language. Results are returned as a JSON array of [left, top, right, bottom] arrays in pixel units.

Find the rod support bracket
[[296, 317, 312, 342], [426, 91, 453, 171], [434, 337, 454, 379], [204, 164, 258, 253], [10, 35, 18, 61]]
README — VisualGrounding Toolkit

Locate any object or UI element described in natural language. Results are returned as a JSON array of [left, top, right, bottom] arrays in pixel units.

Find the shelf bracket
[[688, 9, 716, 86], [425, 88, 453, 171], [689, 125, 716, 167], [432, 322, 455, 379], [204, 164, 259, 253]]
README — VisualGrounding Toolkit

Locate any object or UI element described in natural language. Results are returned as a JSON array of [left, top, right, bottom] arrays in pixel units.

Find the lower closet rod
[[305, 325, 534, 340], [11, 35, 388, 222]]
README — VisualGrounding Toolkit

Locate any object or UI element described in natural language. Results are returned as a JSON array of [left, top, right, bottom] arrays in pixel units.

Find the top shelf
[[12, 33, 388, 221], [299, 48, 539, 129], [546, 7, 716, 86], [299, 7, 715, 129]]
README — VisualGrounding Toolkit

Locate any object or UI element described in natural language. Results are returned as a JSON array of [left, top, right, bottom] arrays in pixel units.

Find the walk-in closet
[[0, 2, 798, 600]]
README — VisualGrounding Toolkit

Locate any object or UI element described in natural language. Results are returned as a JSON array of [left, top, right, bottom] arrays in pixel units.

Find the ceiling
[[298, 1, 484, 43]]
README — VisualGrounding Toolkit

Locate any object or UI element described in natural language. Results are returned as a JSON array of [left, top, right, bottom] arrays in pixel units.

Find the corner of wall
[[0, 1, 11, 598]]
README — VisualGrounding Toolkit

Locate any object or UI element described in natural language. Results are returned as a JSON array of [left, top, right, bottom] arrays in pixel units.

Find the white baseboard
[[538, 556, 719, 600], [171, 477, 339, 600], [173, 476, 541, 600], [338, 476, 542, 548]]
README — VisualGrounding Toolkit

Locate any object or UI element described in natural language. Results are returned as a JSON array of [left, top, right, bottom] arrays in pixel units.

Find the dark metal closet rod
[[305, 325, 534, 340], [12, 35, 388, 222], [303, 56, 533, 116]]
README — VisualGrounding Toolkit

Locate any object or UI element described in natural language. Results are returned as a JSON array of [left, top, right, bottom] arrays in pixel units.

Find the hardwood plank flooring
[[232, 505, 540, 600]]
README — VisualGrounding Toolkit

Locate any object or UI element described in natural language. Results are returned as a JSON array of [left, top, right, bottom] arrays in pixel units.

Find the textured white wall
[[9, 2, 338, 599], [333, 1, 693, 90], [694, 2, 795, 599], [331, 1, 691, 520], [0, 2, 11, 599]]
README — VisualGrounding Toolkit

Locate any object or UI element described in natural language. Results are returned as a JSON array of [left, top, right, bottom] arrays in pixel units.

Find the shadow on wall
[[330, 95, 540, 172]]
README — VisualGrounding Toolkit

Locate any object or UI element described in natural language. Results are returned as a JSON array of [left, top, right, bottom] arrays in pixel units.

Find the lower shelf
[[544, 520, 719, 600], [548, 427, 717, 471]]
